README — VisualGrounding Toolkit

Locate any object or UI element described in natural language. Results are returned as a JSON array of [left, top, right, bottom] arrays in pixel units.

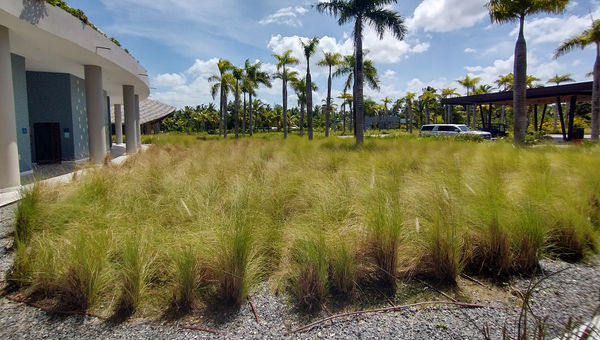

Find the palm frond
[[364, 8, 406, 40]]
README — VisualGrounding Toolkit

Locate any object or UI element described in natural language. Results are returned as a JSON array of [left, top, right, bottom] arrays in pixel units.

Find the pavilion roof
[[441, 81, 592, 106]]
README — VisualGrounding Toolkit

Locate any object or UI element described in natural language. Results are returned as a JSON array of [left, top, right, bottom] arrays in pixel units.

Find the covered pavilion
[[441, 81, 593, 140]]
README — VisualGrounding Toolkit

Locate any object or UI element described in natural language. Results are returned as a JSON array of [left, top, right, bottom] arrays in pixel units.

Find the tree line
[[165, 0, 600, 145]]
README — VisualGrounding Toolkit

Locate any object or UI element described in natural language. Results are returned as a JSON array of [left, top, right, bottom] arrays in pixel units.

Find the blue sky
[[69, 0, 599, 109]]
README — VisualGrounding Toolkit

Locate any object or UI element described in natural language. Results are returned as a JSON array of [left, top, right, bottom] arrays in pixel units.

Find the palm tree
[[334, 54, 381, 135], [273, 50, 300, 139], [208, 58, 233, 137], [545, 74, 574, 131], [317, 0, 407, 144], [495, 73, 513, 126], [318, 52, 343, 137], [440, 88, 459, 123], [299, 37, 320, 140], [232, 67, 244, 139], [419, 88, 437, 124], [405, 92, 416, 133], [244, 60, 272, 136], [555, 21, 600, 140], [338, 92, 353, 134], [457, 75, 480, 128], [292, 76, 318, 136], [486, 0, 569, 145]]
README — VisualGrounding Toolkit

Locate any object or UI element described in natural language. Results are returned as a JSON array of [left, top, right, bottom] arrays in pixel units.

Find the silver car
[[419, 124, 492, 139]]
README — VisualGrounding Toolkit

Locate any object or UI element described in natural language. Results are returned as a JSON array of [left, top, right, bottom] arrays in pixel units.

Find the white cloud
[[153, 73, 187, 87], [511, 8, 600, 45], [259, 6, 309, 27], [408, 0, 488, 32], [464, 48, 477, 54], [383, 69, 396, 78]]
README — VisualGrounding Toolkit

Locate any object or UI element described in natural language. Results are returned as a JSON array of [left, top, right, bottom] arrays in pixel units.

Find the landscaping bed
[[1, 135, 600, 338]]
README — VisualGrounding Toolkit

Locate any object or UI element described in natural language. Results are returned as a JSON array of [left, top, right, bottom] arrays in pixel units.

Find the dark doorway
[[34, 123, 61, 164]]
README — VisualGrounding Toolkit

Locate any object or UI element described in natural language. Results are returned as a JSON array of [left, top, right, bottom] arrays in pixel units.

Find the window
[[421, 125, 434, 131], [437, 126, 455, 131], [458, 125, 470, 132]]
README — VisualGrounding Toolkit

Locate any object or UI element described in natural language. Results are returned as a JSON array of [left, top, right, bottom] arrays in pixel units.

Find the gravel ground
[[0, 203, 599, 339]]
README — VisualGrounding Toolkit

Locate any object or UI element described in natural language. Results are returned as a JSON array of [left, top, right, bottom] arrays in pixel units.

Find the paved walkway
[[0, 144, 146, 207]]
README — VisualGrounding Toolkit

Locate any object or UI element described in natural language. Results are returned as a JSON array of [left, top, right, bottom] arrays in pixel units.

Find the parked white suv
[[419, 124, 492, 139]]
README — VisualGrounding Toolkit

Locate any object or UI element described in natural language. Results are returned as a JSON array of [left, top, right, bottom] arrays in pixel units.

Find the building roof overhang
[[0, 1, 150, 104], [441, 82, 592, 106]]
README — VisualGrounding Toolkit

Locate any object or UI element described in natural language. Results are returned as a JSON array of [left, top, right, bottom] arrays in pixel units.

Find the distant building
[[0, 1, 150, 191], [111, 99, 175, 136], [365, 116, 406, 130]]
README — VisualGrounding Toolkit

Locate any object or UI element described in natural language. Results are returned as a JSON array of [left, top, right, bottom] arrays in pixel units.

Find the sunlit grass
[[10, 133, 600, 317]]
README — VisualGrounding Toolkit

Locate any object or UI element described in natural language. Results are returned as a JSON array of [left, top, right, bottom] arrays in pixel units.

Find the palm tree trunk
[[501, 105, 506, 126], [354, 17, 365, 144], [249, 93, 253, 136], [219, 86, 224, 136], [592, 44, 600, 140], [342, 103, 346, 134], [283, 68, 288, 139], [300, 102, 306, 136], [326, 66, 332, 137], [242, 92, 246, 133], [408, 100, 413, 134], [223, 90, 228, 138], [234, 82, 240, 139], [349, 101, 354, 133], [307, 64, 314, 140], [513, 15, 528, 145], [425, 102, 430, 124]]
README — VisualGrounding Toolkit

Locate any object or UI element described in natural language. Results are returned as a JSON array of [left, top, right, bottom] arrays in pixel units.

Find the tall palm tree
[[232, 67, 244, 139], [300, 37, 320, 140], [317, 0, 407, 144], [405, 92, 416, 133], [244, 60, 272, 136], [338, 92, 353, 134], [335, 54, 381, 135], [555, 20, 600, 140], [419, 88, 437, 124], [440, 88, 459, 123], [208, 58, 233, 137], [292, 76, 318, 136], [273, 50, 300, 139], [495, 73, 513, 126], [545, 74, 575, 131], [318, 52, 343, 137], [457, 75, 480, 128], [486, 0, 569, 145]]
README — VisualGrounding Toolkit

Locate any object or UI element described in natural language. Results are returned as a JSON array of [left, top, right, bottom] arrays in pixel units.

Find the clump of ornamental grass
[[365, 193, 403, 290], [327, 239, 357, 299], [170, 245, 204, 314], [413, 183, 466, 285], [464, 153, 513, 277], [510, 202, 547, 274], [113, 237, 156, 319], [289, 234, 328, 313], [54, 232, 110, 312]]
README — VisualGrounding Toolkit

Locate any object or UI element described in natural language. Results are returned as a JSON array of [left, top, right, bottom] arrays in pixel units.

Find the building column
[[134, 94, 141, 148], [0, 26, 20, 190], [84, 65, 107, 164], [123, 85, 137, 153], [114, 103, 123, 144]]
